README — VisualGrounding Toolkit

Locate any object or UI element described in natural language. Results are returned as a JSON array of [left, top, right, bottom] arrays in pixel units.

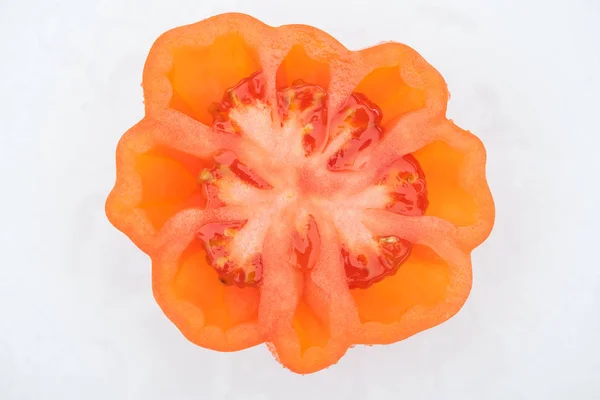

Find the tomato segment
[[327, 93, 384, 171], [198, 149, 273, 209], [342, 236, 412, 289], [213, 150, 272, 190], [209, 70, 267, 134], [377, 154, 428, 216], [277, 80, 327, 156], [198, 220, 264, 286]]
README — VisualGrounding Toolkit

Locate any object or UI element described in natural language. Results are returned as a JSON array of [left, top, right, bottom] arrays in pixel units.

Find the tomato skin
[[106, 13, 495, 374]]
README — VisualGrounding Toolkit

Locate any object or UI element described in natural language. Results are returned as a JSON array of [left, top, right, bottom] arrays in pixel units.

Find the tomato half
[[106, 13, 495, 374]]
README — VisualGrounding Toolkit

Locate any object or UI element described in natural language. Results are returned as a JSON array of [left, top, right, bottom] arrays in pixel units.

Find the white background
[[1, 0, 599, 399]]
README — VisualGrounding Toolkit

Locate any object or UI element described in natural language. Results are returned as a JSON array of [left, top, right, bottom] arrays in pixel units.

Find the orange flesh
[[107, 13, 495, 374], [173, 240, 260, 329], [413, 141, 478, 226], [351, 245, 449, 324], [293, 300, 330, 352], [169, 33, 261, 125], [354, 66, 426, 127], [276, 45, 331, 91], [136, 147, 208, 230]]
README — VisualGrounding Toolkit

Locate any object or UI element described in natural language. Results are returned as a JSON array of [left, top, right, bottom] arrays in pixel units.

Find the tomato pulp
[[106, 13, 495, 374], [199, 70, 429, 289]]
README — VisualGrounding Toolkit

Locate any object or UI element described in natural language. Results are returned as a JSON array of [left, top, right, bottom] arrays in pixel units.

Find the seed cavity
[[292, 214, 320, 270], [198, 221, 263, 287], [379, 236, 399, 244], [198, 168, 215, 183]]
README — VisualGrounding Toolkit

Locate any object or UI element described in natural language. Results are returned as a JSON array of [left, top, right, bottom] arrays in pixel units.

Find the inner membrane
[[195, 71, 428, 289]]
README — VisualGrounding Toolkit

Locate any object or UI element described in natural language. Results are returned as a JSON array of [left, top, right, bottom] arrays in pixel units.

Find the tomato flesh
[[200, 71, 428, 289]]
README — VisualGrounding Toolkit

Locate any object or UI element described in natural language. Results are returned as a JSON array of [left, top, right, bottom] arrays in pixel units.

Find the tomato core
[[199, 71, 428, 288]]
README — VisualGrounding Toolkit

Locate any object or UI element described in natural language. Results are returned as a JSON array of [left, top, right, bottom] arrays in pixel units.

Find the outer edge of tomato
[[105, 113, 230, 254], [105, 119, 157, 254], [353, 121, 494, 346], [151, 209, 263, 352], [358, 42, 449, 117], [441, 121, 496, 250], [354, 245, 473, 345], [141, 13, 364, 125], [142, 13, 274, 117], [335, 45, 493, 347], [107, 134, 263, 352], [265, 339, 350, 375]]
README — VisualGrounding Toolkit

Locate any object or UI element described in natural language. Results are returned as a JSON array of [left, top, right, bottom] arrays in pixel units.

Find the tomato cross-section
[[106, 13, 495, 374]]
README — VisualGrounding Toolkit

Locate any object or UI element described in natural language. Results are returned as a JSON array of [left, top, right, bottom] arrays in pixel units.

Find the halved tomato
[[106, 13, 494, 374]]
